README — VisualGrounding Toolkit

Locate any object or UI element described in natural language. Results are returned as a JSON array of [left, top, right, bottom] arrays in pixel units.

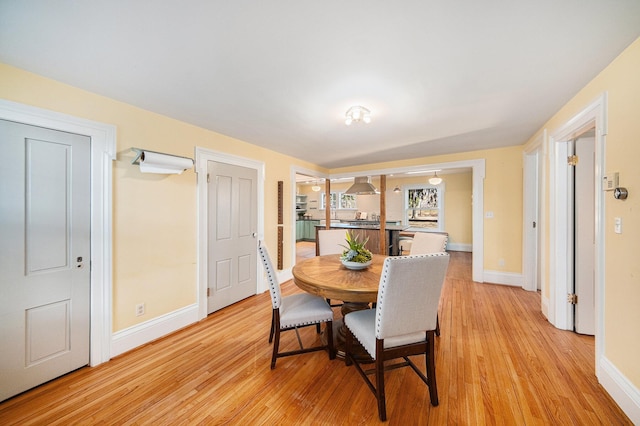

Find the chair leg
[[435, 314, 440, 337], [271, 326, 280, 369], [375, 339, 387, 421], [344, 327, 353, 366], [316, 323, 321, 333], [326, 320, 335, 360], [269, 309, 275, 343], [426, 330, 439, 406]]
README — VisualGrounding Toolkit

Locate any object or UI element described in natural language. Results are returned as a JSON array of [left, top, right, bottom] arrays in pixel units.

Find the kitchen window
[[321, 192, 357, 210], [404, 184, 444, 231]]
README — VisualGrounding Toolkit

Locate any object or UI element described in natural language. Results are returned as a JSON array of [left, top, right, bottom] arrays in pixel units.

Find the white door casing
[[0, 120, 92, 401], [549, 93, 606, 375], [196, 148, 265, 320], [0, 99, 115, 367]]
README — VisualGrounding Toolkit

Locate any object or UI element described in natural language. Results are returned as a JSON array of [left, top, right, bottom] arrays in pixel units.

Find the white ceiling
[[1, 1, 639, 169]]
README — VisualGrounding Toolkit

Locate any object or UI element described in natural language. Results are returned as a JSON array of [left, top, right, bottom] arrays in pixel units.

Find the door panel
[[207, 161, 257, 313], [574, 136, 595, 335], [0, 120, 90, 401]]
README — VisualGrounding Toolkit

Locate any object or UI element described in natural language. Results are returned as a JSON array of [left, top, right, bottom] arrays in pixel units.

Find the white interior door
[[523, 150, 540, 292], [0, 120, 90, 401], [573, 135, 596, 335], [207, 161, 258, 313]]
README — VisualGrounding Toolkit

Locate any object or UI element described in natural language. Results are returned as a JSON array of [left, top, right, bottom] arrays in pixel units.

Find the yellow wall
[[0, 62, 522, 329], [333, 145, 524, 273], [0, 63, 324, 331], [524, 38, 640, 387]]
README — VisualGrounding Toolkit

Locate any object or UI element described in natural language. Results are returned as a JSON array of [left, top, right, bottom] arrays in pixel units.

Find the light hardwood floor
[[0, 248, 631, 425]]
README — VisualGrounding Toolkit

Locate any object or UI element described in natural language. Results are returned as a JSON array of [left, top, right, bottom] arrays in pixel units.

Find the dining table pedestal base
[[321, 301, 372, 362]]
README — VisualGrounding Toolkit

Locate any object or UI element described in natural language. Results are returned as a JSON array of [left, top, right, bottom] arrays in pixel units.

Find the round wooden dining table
[[292, 254, 386, 304], [292, 254, 386, 358]]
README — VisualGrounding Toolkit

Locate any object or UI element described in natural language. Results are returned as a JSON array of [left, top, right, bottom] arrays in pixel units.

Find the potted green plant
[[340, 231, 373, 270]]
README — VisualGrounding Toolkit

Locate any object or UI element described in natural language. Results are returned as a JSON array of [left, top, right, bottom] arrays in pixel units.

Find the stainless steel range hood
[[344, 176, 378, 195]]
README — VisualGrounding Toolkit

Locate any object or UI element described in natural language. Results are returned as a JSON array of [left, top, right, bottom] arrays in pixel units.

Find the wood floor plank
[[0, 250, 632, 425]]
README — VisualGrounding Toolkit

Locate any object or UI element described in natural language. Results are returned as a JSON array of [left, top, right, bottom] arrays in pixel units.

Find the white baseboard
[[278, 268, 293, 284], [447, 243, 472, 252], [599, 356, 640, 424], [111, 303, 199, 357], [482, 270, 523, 287]]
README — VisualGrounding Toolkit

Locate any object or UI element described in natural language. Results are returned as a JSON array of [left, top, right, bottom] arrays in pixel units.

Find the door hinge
[[567, 293, 578, 304], [532, 221, 536, 228], [207, 173, 210, 183], [567, 155, 579, 166]]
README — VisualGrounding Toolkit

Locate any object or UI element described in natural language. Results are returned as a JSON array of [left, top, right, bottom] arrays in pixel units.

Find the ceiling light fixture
[[429, 172, 442, 185], [311, 180, 321, 192], [345, 106, 371, 126], [393, 186, 401, 193]]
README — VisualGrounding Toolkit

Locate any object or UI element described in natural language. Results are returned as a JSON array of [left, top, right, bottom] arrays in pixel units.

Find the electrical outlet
[[135, 303, 145, 316]]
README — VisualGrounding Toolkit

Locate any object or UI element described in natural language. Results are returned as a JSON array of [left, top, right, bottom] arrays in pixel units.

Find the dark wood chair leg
[[426, 331, 439, 406], [269, 310, 275, 343], [344, 327, 353, 366], [375, 339, 387, 421], [271, 327, 280, 370], [326, 320, 335, 359]]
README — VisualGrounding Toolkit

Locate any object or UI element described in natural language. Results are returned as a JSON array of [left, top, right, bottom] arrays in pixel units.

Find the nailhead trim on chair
[[375, 252, 449, 338]]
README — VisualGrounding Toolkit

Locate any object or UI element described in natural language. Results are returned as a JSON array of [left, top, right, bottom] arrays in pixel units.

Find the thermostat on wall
[[602, 172, 619, 191]]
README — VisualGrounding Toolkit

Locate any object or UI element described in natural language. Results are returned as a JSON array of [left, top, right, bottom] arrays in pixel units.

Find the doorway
[[523, 142, 543, 293], [571, 133, 596, 335], [195, 148, 265, 319], [548, 93, 606, 373], [206, 160, 258, 313], [0, 99, 115, 368]]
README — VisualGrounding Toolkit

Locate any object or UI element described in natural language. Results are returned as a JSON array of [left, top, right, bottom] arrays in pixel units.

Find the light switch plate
[[603, 172, 619, 191], [614, 217, 622, 234]]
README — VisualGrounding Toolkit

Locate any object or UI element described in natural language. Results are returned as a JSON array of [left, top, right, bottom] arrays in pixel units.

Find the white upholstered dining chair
[[258, 241, 335, 369], [317, 229, 347, 255], [409, 232, 448, 336], [317, 229, 348, 307], [344, 253, 450, 421], [409, 232, 448, 255]]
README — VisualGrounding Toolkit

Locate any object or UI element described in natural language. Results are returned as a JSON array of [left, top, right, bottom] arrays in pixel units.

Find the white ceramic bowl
[[341, 259, 372, 270]]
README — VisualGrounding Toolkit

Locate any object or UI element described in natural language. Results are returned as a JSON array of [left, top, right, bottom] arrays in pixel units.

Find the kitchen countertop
[[315, 222, 408, 231]]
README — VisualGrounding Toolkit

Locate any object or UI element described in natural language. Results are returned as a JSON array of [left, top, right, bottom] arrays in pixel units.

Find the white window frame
[[321, 191, 357, 210]]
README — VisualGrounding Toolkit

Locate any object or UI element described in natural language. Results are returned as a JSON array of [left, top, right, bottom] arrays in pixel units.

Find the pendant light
[[428, 171, 442, 185]]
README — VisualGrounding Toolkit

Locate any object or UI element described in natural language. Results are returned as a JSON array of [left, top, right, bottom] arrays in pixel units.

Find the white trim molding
[[549, 92, 614, 403], [482, 271, 523, 287], [111, 304, 199, 357], [447, 243, 472, 252], [195, 147, 266, 320], [0, 99, 116, 366], [599, 356, 640, 424]]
